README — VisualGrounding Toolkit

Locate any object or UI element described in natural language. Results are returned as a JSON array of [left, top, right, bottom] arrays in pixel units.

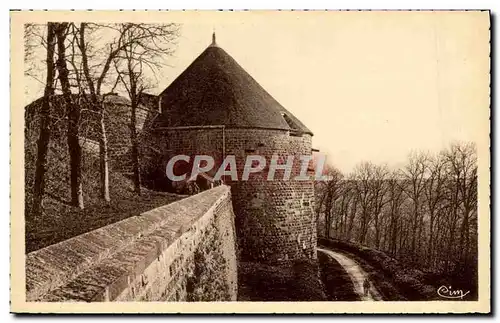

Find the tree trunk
[[130, 98, 141, 195], [445, 222, 456, 273], [458, 208, 470, 264], [99, 103, 110, 202], [324, 208, 331, 238], [411, 205, 419, 260], [374, 213, 381, 249], [390, 213, 398, 256], [445, 198, 459, 273], [55, 23, 84, 209], [324, 191, 333, 238], [359, 210, 368, 244], [346, 198, 357, 241], [31, 23, 57, 219], [339, 194, 349, 239], [427, 212, 435, 266]]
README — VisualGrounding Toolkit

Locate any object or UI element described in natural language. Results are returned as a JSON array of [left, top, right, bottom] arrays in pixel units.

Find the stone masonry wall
[[152, 128, 224, 174], [25, 186, 237, 302], [106, 104, 150, 172], [224, 129, 316, 263], [141, 128, 224, 191], [147, 127, 316, 263], [81, 102, 156, 173]]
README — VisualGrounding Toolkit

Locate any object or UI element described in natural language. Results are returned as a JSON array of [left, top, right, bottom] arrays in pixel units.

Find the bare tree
[[385, 170, 405, 256], [443, 142, 477, 269], [73, 23, 113, 202], [315, 142, 477, 281], [345, 184, 359, 242], [370, 164, 389, 249], [114, 23, 179, 195], [30, 23, 57, 218], [336, 183, 354, 240], [402, 151, 429, 261], [24, 24, 38, 78], [351, 162, 375, 244], [318, 166, 343, 238], [55, 23, 85, 209], [70, 23, 179, 201], [424, 153, 446, 266]]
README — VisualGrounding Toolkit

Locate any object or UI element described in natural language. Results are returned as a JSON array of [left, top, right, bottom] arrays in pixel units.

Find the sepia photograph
[[10, 9, 490, 313]]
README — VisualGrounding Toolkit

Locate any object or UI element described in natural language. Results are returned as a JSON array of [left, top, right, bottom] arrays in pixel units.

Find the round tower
[[150, 34, 316, 263]]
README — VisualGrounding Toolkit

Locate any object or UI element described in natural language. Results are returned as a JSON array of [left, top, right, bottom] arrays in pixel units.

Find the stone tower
[[149, 34, 316, 263]]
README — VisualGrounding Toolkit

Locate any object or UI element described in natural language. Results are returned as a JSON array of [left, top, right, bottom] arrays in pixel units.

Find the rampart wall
[[26, 186, 238, 302]]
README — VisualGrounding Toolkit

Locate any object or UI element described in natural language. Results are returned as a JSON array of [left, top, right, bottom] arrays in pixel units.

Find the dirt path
[[317, 247, 383, 301]]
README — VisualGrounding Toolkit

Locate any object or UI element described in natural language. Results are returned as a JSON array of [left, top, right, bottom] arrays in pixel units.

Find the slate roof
[[153, 42, 312, 135]]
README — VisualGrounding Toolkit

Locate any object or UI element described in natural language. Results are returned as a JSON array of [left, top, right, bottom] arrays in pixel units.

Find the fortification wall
[[25, 186, 238, 302], [105, 104, 156, 173], [224, 129, 316, 262], [147, 127, 316, 263], [141, 128, 224, 191], [79, 102, 158, 173], [152, 128, 225, 170]]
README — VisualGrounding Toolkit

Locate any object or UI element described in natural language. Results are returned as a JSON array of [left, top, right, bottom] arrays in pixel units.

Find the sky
[[24, 11, 490, 173]]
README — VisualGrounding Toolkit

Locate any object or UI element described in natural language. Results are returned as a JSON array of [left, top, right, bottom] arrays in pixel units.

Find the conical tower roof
[[154, 37, 312, 135]]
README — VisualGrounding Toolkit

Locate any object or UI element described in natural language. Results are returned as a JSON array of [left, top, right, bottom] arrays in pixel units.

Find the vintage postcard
[[10, 10, 490, 314]]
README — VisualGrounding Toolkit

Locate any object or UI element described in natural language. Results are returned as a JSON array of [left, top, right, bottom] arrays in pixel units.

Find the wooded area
[[24, 22, 179, 220], [315, 142, 478, 280]]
